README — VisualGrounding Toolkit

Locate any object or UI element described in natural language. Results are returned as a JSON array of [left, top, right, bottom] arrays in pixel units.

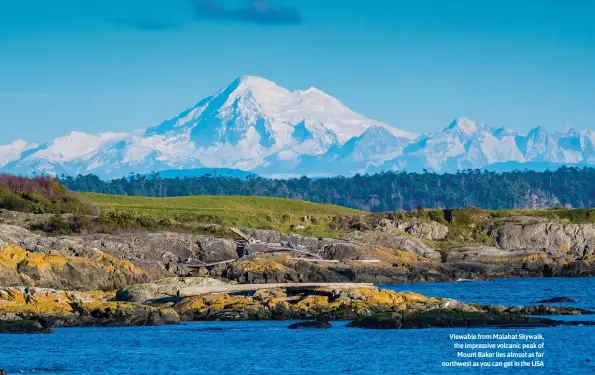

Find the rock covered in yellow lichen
[[0, 286, 113, 317], [0, 244, 164, 290], [175, 292, 265, 320], [0, 286, 180, 327], [173, 285, 448, 321]]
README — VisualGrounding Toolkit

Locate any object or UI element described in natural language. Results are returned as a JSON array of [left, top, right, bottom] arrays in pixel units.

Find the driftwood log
[[177, 282, 374, 297]]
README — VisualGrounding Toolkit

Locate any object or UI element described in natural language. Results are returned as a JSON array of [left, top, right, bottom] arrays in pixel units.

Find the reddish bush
[[0, 174, 97, 215]]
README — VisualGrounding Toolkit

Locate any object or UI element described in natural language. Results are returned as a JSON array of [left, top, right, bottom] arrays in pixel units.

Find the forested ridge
[[60, 167, 595, 212]]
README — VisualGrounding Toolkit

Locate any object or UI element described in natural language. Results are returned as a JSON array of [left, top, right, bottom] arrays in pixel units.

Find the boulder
[[320, 243, 367, 260], [288, 320, 331, 329], [196, 237, 238, 262], [401, 220, 448, 240]]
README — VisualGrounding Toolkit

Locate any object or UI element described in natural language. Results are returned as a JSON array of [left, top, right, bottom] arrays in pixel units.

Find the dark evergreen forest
[[60, 167, 595, 212]]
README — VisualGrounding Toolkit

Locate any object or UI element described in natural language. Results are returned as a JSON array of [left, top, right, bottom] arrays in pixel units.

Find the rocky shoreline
[[1, 210, 595, 332], [1, 277, 593, 333]]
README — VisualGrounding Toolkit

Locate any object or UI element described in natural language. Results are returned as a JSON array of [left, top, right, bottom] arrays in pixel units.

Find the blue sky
[[1, 0, 594, 143]]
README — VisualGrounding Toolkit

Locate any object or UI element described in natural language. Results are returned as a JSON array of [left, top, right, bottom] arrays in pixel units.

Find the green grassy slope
[[82, 193, 364, 237]]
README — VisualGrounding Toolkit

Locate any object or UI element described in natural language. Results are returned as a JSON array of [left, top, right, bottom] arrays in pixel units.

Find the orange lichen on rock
[[0, 288, 74, 316], [173, 285, 443, 320], [80, 300, 141, 312], [295, 295, 330, 310], [239, 258, 287, 273], [0, 244, 154, 290], [0, 244, 67, 269], [0, 286, 114, 316], [315, 287, 437, 312], [176, 293, 261, 314]]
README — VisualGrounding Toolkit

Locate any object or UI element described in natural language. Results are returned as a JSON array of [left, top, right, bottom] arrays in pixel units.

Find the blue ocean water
[[381, 277, 595, 311], [1, 277, 594, 375]]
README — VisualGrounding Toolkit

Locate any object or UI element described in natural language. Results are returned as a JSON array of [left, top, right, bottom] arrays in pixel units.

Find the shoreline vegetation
[[1, 173, 594, 333]]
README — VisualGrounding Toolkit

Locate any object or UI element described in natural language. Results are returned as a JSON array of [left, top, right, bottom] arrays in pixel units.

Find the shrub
[[446, 206, 486, 226], [69, 214, 93, 233], [427, 210, 448, 225], [42, 215, 71, 235], [0, 174, 98, 215], [547, 208, 595, 224], [0, 188, 33, 212]]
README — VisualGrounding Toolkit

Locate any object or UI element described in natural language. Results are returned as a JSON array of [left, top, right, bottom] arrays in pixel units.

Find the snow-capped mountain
[[0, 140, 38, 167], [372, 118, 595, 173], [0, 76, 414, 178], [0, 76, 594, 178]]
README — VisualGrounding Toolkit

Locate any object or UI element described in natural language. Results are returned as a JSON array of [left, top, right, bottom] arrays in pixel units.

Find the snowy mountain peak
[[0, 75, 416, 178], [303, 86, 321, 93], [232, 75, 289, 96], [205, 76, 415, 143], [298, 86, 330, 97], [562, 125, 580, 136], [492, 127, 515, 138], [1, 139, 30, 151], [447, 117, 480, 134], [237, 75, 276, 85], [359, 126, 394, 139], [0, 140, 39, 167], [30, 131, 129, 163]]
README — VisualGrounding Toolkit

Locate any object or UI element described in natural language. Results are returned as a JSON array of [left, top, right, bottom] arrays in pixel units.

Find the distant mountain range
[[1, 76, 594, 179]]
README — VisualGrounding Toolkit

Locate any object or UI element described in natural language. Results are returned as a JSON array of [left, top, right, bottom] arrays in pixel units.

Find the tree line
[[60, 167, 595, 212]]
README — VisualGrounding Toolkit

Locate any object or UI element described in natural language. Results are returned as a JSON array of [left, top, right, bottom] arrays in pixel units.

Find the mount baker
[[1, 76, 594, 178]]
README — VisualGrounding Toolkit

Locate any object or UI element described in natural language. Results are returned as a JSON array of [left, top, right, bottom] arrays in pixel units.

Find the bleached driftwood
[[291, 258, 340, 263], [177, 282, 374, 297], [229, 227, 250, 241]]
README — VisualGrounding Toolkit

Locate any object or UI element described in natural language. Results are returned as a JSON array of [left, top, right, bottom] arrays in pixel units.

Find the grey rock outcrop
[[343, 231, 442, 260], [400, 220, 449, 241], [485, 216, 595, 257], [115, 277, 226, 303], [0, 223, 239, 267], [375, 218, 449, 241]]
